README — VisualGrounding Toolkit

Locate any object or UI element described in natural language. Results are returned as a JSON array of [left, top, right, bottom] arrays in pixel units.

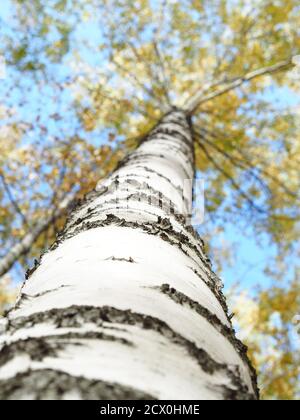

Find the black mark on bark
[[5, 305, 258, 400], [0, 369, 156, 400], [158, 283, 258, 397]]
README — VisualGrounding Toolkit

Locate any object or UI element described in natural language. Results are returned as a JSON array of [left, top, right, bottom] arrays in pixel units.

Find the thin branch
[[152, 40, 172, 107], [0, 173, 29, 227], [184, 58, 293, 115], [110, 56, 162, 108], [195, 134, 267, 215], [127, 41, 172, 108], [88, 72, 155, 120], [194, 128, 273, 198], [0, 194, 75, 279], [50, 165, 68, 209], [199, 126, 299, 200]]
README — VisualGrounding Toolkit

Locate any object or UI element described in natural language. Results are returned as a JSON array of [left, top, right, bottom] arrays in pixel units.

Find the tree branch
[[127, 41, 172, 108], [0, 173, 29, 227], [152, 41, 172, 107], [184, 58, 293, 115], [198, 126, 299, 200], [0, 195, 74, 279], [194, 127, 273, 198], [110, 56, 163, 108]]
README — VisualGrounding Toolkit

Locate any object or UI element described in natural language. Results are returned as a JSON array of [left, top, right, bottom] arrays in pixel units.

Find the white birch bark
[[0, 110, 258, 400]]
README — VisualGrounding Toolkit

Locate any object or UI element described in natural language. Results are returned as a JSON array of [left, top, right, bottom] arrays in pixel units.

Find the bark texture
[[0, 110, 258, 400]]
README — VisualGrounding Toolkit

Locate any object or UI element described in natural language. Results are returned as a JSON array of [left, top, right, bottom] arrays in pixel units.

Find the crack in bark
[[107, 164, 189, 200], [149, 123, 193, 145], [105, 256, 136, 263], [157, 284, 258, 397], [64, 187, 185, 233], [68, 214, 207, 271], [142, 137, 194, 160], [20, 213, 225, 311], [140, 135, 194, 165], [188, 266, 229, 317], [133, 165, 187, 194], [134, 114, 193, 153], [0, 331, 133, 368], [4, 305, 258, 400], [14, 285, 72, 311], [51, 214, 214, 282], [120, 151, 193, 180], [22, 208, 226, 321], [60, 110, 193, 228], [0, 369, 156, 400], [67, 175, 191, 223]]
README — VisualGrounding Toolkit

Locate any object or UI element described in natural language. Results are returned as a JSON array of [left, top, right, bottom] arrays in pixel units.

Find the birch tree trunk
[[0, 110, 258, 400]]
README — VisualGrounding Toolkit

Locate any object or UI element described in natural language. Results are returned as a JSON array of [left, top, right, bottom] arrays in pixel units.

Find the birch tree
[[0, 108, 259, 400], [0, 0, 300, 400]]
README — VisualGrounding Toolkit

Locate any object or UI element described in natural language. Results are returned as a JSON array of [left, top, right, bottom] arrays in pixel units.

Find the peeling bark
[[0, 110, 258, 400]]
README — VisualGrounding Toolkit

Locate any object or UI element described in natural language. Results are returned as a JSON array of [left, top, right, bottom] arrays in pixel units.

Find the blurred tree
[[0, 275, 16, 316], [231, 275, 300, 400]]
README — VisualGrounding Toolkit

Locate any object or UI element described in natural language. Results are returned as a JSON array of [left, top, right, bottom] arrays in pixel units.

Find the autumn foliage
[[0, 0, 299, 400]]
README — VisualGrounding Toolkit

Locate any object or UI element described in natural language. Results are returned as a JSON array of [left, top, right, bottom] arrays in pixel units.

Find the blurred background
[[0, 0, 299, 399]]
